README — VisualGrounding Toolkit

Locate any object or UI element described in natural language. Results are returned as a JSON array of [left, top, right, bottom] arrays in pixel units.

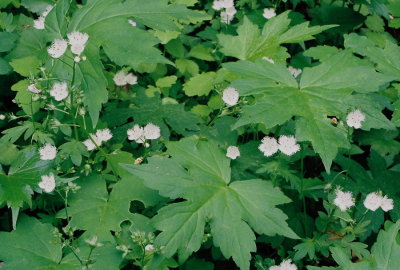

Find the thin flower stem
[[300, 145, 308, 237]]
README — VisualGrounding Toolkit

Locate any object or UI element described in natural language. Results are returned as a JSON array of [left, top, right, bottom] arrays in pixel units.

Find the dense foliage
[[0, 0, 400, 269]]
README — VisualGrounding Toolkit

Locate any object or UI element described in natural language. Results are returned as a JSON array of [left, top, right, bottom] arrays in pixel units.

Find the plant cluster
[[0, 0, 400, 269]]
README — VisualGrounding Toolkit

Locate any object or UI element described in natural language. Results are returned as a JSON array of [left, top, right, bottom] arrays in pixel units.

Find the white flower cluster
[[50, 82, 68, 101], [288, 66, 302, 78], [270, 259, 297, 270], [259, 135, 300, 157], [346, 109, 365, 129], [83, 128, 113, 151], [38, 173, 56, 193], [48, 31, 89, 59], [39, 143, 57, 160], [263, 8, 276, 19], [222, 87, 239, 106], [0, 114, 5, 120], [364, 192, 393, 212], [333, 189, 355, 211], [226, 146, 240, 160], [127, 123, 161, 144], [33, 5, 53, 30], [113, 71, 138, 86], [212, 0, 236, 24]]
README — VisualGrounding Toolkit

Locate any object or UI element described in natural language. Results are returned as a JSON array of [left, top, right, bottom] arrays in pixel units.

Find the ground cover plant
[[0, 0, 400, 269]]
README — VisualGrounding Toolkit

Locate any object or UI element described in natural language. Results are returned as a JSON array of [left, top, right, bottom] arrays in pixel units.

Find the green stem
[[300, 144, 308, 237]]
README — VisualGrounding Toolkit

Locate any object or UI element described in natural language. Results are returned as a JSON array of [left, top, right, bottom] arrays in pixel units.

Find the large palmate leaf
[[58, 174, 161, 241], [123, 137, 298, 270], [224, 50, 394, 171], [218, 12, 334, 62], [0, 215, 76, 270], [371, 220, 400, 270], [0, 148, 52, 209]]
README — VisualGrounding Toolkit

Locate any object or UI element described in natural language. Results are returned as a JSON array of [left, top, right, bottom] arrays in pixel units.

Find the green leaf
[[9, 56, 42, 76], [218, 13, 334, 61], [224, 50, 393, 171], [0, 31, 17, 52], [0, 148, 52, 209], [371, 220, 400, 270], [122, 137, 297, 270], [59, 174, 160, 241], [0, 215, 76, 269], [183, 72, 216, 96]]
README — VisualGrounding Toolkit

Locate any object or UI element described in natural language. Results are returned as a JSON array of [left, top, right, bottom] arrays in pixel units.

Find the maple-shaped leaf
[[218, 13, 335, 62], [58, 174, 161, 241], [371, 220, 400, 270], [0, 147, 52, 227], [0, 215, 77, 270], [224, 50, 394, 171], [122, 137, 298, 270]]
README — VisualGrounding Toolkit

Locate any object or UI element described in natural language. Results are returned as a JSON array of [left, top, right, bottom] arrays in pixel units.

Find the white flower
[[263, 8, 276, 19], [28, 84, 41, 94], [96, 128, 113, 143], [82, 56, 87, 61], [74, 56, 81, 63], [38, 173, 56, 193], [222, 87, 239, 106], [270, 259, 297, 270], [258, 136, 279, 157], [381, 195, 394, 212], [212, 0, 234, 10], [33, 17, 46, 30], [145, 244, 154, 251], [50, 82, 68, 101], [128, 19, 137, 27], [114, 71, 128, 86], [127, 125, 145, 143], [83, 134, 102, 151], [278, 135, 300, 156], [364, 192, 383, 211], [126, 73, 138, 85], [47, 39, 68, 58], [221, 7, 236, 24], [226, 146, 240, 160], [346, 109, 365, 129], [0, 114, 5, 120], [288, 66, 302, 78], [144, 123, 161, 140], [333, 189, 355, 211], [262, 57, 275, 64], [68, 31, 89, 55], [33, 5, 53, 30], [39, 143, 57, 160]]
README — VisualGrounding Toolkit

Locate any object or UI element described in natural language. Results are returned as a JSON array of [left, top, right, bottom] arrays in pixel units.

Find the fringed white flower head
[[364, 192, 393, 212], [67, 31, 89, 55], [278, 135, 300, 156], [270, 259, 297, 270], [346, 109, 365, 129], [48, 39, 68, 58], [222, 87, 239, 106], [39, 143, 57, 160], [262, 57, 275, 64], [0, 114, 5, 120], [212, 0, 236, 24], [143, 123, 161, 140], [220, 6, 237, 24], [96, 128, 113, 143], [263, 8, 276, 19], [288, 66, 302, 78], [127, 124, 145, 143], [145, 244, 154, 251], [83, 134, 102, 151], [226, 146, 240, 160], [333, 189, 355, 211], [50, 82, 68, 101], [33, 5, 53, 30], [38, 173, 56, 193], [113, 71, 138, 86], [258, 136, 279, 157], [212, 0, 234, 10], [28, 84, 41, 94]]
